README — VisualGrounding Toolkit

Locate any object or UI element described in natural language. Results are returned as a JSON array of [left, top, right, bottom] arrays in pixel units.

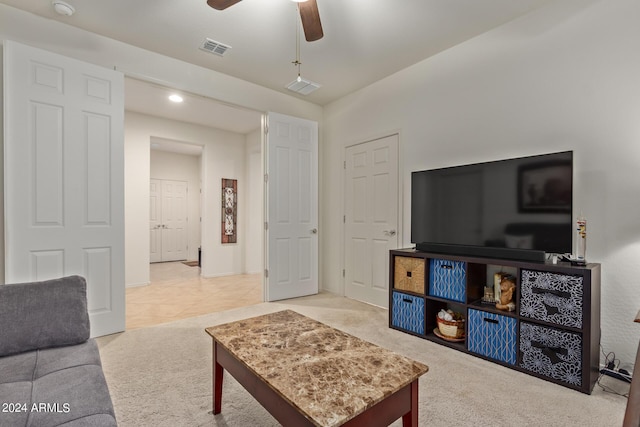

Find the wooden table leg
[[212, 340, 224, 414], [401, 380, 418, 427]]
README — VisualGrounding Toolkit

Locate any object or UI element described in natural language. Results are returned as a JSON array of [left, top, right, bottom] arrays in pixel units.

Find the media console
[[389, 248, 601, 394]]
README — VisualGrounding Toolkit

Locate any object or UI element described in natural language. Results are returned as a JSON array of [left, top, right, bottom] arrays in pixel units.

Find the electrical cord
[[597, 346, 630, 397]]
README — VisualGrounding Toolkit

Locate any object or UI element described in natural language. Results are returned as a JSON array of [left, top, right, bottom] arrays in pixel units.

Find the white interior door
[[344, 135, 399, 308], [160, 180, 188, 261], [265, 112, 318, 301], [150, 179, 188, 262], [3, 41, 125, 337]]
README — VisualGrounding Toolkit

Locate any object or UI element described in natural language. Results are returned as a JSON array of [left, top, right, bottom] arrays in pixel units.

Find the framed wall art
[[221, 178, 237, 243]]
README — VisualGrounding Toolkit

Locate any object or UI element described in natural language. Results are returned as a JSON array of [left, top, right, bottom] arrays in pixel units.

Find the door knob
[[311, 228, 318, 234], [384, 230, 396, 236]]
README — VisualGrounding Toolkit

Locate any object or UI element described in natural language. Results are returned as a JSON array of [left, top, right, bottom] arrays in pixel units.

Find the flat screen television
[[411, 151, 573, 261]]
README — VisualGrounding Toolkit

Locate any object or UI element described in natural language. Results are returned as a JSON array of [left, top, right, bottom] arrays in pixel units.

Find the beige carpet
[[96, 292, 628, 426]]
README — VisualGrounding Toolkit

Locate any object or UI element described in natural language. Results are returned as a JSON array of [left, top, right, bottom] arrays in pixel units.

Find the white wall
[[125, 111, 251, 286], [245, 129, 263, 274], [323, 0, 640, 363], [150, 148, 202, 262], [124, 112, 152, 287], [200, 129, 248, 278]]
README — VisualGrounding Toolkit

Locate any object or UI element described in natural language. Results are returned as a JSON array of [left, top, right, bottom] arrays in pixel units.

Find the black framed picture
[[518, 161, 572, 213]]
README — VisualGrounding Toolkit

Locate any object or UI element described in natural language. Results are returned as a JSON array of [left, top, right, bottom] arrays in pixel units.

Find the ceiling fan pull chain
[[293, 3, 302, 81]]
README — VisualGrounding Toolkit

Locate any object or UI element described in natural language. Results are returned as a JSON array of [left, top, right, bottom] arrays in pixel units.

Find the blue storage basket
[[429, 259, 466, 302], [391, 291, 425, 335], [468, 309, 517, 365]]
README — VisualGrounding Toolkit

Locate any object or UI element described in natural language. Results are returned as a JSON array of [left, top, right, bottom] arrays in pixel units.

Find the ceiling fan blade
[[206, 0, 242, 11], [299, 0, 324, 42]]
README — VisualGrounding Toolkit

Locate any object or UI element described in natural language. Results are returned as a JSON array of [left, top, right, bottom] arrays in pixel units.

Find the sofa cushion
[[0, 276, 90, 357], [0, 341, 103, 385], [0, 340, 116, 427], [0, 350, 37, 383], [0, 382, 31, 426], [35, 340, 103, 379], [31, 364, 116, 426]]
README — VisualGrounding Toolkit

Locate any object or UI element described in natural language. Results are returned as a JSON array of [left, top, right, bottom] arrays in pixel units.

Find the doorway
[[149, 138, 203, 265], [123, 76, 264, 282], [123, 80, 319, 326], [121, 77, 265, 331], [124, 102, 264, 328]]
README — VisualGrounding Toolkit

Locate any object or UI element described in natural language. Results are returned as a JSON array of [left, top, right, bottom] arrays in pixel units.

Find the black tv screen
[[411, 151, 573, 255]]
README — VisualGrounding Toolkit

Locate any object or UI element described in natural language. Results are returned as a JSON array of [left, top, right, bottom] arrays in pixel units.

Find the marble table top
[[205, 310, 428, 427]]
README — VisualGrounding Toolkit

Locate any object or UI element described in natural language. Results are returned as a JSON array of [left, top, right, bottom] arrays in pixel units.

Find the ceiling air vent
[[285, 77, 321, 95], [199, 38, 231, 57]]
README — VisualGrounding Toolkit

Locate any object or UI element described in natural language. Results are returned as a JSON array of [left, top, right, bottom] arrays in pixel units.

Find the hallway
[[125, 262, 262, 330]]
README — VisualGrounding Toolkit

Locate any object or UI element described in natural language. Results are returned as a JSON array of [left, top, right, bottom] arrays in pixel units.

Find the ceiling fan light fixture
[[168, 94, 184, 103], [286, 77, 321, 95], [291, 0, 309, 3]]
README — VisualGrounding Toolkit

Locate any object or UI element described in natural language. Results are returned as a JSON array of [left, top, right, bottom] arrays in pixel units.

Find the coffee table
[[205, 310, 428, 427]]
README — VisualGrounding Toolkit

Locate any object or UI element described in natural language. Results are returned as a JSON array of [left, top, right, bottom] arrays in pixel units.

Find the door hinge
[[342, 269, 345, 278], [265, 269, 269, 278], [343, 215, 346, 223], [344, 160, 346, 169], [264, 173, 269, 183], [264, 123, 269, 134], [264, 222, 268, 230]]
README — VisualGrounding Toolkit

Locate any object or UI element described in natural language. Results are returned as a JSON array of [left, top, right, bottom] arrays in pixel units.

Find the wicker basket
[[437, 316, 465, 339], [394, 256, 425, 294]]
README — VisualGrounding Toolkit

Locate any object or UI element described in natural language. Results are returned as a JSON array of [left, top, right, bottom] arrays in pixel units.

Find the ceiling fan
[[206, 0, 324, 42]]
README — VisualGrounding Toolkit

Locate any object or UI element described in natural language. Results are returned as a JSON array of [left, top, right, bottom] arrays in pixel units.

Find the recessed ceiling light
[[168, 94, 183, 103], [52, 1, 75, 16]]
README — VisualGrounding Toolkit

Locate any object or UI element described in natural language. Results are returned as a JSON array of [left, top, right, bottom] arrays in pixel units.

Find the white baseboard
[[126, 281, 150, 288], [200, 272, 239, 279]]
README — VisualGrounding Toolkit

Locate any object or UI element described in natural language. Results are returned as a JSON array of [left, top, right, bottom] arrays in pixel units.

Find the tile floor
[[125, 261, 263, 330]]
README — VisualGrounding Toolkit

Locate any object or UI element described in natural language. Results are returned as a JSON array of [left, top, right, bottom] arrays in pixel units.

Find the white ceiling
[[1, 0, 552, 134], [150, 136, 204, 157], [125, 77, 263, 135]]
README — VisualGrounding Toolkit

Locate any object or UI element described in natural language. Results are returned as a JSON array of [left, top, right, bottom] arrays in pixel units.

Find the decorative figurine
[[495, 275, 516, 311], [493, 272, 507, 305]]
